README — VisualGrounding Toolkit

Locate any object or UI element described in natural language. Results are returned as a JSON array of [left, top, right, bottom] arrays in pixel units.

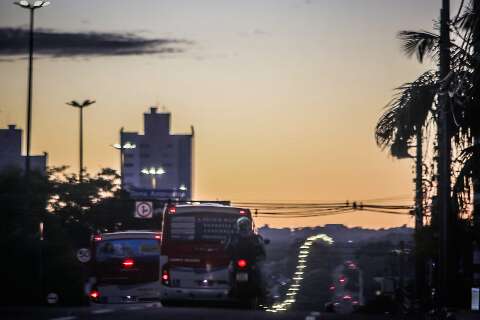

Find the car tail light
[[89, 290, 100, 300], [237, 259, 247, 268], [239, 210, 247, 215], [122, 258, 135, 269], [155, 234, 161, 240], [168, 207, 176, 214], [93, 235, 102, 241], [162, 268, 170, 286]]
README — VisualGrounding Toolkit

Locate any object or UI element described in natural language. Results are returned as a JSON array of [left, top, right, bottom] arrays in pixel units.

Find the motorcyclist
[[225, 216, 267, 301]]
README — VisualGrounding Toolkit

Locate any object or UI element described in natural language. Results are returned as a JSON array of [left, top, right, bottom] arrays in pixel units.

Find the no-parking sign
[[135, 201, 153, 219]]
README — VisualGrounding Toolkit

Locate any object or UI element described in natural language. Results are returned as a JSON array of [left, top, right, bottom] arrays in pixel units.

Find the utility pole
[[119, 127, 124, 190], [472, 0, 480, 306], [472, 0, 480, 239], [438, 0, 453, 309], [414, 128, 425, 308]]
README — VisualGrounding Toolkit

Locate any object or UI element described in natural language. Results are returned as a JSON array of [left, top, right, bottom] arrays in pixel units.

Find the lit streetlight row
[[141, 167, 165, 189]]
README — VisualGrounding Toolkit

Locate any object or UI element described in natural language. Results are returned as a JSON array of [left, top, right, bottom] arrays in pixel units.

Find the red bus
[[159, 203, 258, 305]]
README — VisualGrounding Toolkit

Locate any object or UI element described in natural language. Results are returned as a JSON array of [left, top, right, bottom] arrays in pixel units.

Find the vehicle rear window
[[96, 239, 160, 261], [168, 213, 245, 241]]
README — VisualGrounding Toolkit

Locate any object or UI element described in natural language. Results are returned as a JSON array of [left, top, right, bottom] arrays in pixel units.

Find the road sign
[[135, 201, 153, 219], [76, 248, 91, 263], [46, 292, 59, 304]]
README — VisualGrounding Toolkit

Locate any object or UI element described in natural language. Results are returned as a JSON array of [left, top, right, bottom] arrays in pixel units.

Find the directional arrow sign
[[135, 201, 153, 219]]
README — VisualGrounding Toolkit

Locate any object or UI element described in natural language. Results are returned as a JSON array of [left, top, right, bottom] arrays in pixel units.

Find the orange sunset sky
[[0, 0, 459, 228]]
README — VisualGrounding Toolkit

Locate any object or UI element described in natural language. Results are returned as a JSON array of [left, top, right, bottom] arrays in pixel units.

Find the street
[[1, 303, 402, 320]]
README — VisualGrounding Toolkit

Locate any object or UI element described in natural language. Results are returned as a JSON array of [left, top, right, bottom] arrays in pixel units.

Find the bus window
[[168, 213, 242, 242]]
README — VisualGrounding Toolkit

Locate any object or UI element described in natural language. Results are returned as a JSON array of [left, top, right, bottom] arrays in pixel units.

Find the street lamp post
[[14, 0, 50, 178], [66, 100, 96, 182], [112, 128, 136, 190], [141, 167, 165, 190]]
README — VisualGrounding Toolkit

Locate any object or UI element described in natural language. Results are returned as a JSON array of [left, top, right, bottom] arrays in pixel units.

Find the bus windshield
[[168, 213, 246, 242], [96, 239, 160, 262]]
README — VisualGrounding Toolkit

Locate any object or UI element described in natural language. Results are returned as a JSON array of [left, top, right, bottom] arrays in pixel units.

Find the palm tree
[[383, 1, 480, 306], [398, 1, 480, 217], [375, 71, 436, 222], [375, 70, 436, 308]]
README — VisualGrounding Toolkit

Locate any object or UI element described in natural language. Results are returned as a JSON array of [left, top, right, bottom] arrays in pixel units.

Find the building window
[[124, 163, 134, 168], [124, 154, 134, 159], [140, 153, 150, 158], [140, 143, 150, 148]]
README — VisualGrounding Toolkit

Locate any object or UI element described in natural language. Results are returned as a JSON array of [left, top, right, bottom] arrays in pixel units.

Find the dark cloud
[[0, 28, 192, 58]]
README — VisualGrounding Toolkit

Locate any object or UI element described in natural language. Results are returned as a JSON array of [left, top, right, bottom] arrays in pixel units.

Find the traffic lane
[[80, 308, 401, 320], [1, 304, 404, 320], [1, 304, 311, 320]]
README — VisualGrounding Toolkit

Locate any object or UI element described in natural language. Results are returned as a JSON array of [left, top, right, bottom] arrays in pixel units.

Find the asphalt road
[[1, 303, 406, 320]]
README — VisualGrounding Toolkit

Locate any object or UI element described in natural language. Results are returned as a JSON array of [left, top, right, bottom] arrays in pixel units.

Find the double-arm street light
[[66, 100, 96, 183], [141, 167, 165, 190], [112, 127, 136, 189], [14, 0, 50, 178]]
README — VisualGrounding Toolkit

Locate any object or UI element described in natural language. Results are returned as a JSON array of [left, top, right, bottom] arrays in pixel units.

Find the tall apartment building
[[0, 124, 47, 173], [121, 107, 193, 200]]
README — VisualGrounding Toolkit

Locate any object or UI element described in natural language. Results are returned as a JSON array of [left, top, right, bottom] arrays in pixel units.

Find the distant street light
[[66, 99, 96, 182], [141, 167, 165, 189], [14, 0, 50, 178], [112, 127, 136, 190]]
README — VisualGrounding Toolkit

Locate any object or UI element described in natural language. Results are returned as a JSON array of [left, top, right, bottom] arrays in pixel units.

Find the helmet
[[236, 217, 252, 235]]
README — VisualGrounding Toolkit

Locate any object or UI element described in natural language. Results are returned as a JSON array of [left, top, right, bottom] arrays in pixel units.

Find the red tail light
[[239, 210, 247, 215], [122, 258, 135, 269], [155, 234, 161, 240], [237, 259, 247, 268], [162, 269, 170, 286], [168, 207, 176, 214], [93, 235, 102, 241], [89, 290, 100, 300]]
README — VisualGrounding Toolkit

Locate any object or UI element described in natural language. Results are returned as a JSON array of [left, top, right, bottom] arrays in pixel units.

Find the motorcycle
[[230, 257, 265, 309]]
